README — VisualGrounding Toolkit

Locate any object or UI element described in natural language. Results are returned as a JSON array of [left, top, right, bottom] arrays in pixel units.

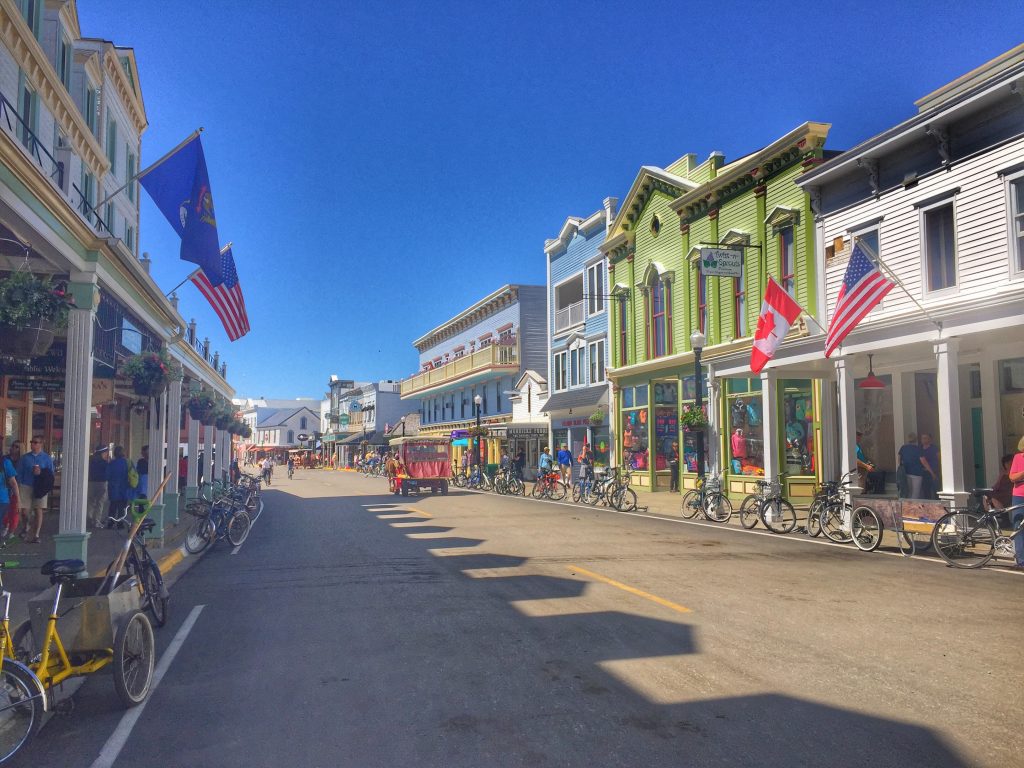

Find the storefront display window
[[552, 428, 568, 455], [621, 384, 649, 470], [726, 378, 764, 476], [782, 379, 815, 476], [592, 428, 610, 468], [653, 380, 678, 472]]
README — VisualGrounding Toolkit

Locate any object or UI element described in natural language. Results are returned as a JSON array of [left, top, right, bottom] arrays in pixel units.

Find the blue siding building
[[544, 199, 617, 473], [400, 285, 548, 469]]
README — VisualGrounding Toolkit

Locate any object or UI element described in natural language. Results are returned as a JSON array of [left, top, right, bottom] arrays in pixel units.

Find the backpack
[[127, 464, 140, 489]]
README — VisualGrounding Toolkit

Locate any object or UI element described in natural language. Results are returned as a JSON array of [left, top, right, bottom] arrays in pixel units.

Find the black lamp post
[[400, 416, 406, 436], [690, 330, 706, 484], [474, 394, 483, 465]]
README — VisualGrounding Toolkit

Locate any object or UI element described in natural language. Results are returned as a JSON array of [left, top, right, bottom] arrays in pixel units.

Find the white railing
[[554, 301, 585, 333]]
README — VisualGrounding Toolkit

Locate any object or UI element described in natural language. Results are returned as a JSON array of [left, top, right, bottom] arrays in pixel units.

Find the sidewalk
[[1, 508, 199, 628]]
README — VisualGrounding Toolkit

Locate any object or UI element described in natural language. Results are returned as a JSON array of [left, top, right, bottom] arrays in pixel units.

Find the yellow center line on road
[[567, 564, 691, 615]]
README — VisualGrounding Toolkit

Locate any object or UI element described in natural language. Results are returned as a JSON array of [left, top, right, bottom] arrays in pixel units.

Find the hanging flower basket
[[589, 409, 605, 426], [0, 272, 71, 358], [468, 425, 488, 438], [241, 425, 252, 439], [120, 349, 173, 399], [214, 405, 235, 430], [680, 403, 708, 431], [188, 390, 216, 422]]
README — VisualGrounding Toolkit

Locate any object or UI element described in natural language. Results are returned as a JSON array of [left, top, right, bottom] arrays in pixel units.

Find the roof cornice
[[608, 165, 698, 242]]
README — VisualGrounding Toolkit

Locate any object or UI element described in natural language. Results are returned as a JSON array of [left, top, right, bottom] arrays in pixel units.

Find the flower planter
[[188, 405, 214, 422], [0, 319, 56, 358], [132, 378, 167, 398]]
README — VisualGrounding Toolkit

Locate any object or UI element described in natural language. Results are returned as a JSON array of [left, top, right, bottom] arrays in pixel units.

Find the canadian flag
[[750, 277, 804, 374]]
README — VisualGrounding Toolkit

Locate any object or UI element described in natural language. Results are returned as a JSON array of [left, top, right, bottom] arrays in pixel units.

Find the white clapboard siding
[[822, 136, 1023, 326]]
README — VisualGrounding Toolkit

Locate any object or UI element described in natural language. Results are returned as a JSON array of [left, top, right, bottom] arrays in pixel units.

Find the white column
[[835, 356, 860, 498], [186, 409, 199, 496], [934, 339, 967, 507], [55, 280, 98, 562], [978, 350, 1002, 484], [706, 363, 721, 476], [221, 430, 230, 482], [819, 374, 839, 481], [165, 376, 182, 496], [759, 370, 780, 481], [891, 370, 906, 467], [207, 425, 216, 487], [147, 394, 162, 497]]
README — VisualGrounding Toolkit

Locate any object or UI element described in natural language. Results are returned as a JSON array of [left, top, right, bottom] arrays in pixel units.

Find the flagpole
[[855, 237, 943, 332], [163, 242, 231, 298], [94, 128, 204, 211]]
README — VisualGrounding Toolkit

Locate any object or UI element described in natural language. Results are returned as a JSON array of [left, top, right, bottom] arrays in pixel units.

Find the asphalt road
[[14, 470, 1023, 768]]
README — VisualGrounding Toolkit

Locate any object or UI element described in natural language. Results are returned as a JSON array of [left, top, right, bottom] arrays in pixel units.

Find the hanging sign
[[700, 248, 743, 277]]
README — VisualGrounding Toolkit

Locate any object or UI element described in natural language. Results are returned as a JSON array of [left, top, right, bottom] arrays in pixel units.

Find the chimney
[[603, 197, 619, 232], [140, 252, 151, 274]]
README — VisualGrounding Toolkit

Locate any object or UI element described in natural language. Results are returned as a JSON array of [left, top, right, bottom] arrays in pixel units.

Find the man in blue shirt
[[556, 444, 573, 485], [17, 436, 54, 544]]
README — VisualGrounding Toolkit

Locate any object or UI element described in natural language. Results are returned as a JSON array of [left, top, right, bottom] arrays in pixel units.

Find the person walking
[[17, 436, 54, 544], [0, 437, 19, 546], [1007, 437, 1024, 568], [897, 433, 924, 499], [135, 445, 150, 499], [919, 433, 940, 499], [106, 445, 131, 527], [261, 456, 273, 485], [88, 446, 109, 528], [556, 444, 573, 485], [668, 441, 680, 492]]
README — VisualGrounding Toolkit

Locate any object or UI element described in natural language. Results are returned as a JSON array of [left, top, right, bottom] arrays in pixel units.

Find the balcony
[[554, 300, 585, 334], [401, 339, 519, 398]]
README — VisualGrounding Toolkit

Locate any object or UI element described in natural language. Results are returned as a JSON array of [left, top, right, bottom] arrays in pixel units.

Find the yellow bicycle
[[0, 561, 47, 763]]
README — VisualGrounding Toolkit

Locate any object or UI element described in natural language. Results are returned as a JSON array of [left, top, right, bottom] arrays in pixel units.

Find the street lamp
[[400, 416, 406, 436], [690, 330, 706, 485], [474, 394, 483, 466]]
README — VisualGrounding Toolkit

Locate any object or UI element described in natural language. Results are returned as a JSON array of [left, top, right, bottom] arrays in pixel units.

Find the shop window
[[653, 381, 678, 473], [999, 357, 1024, 455], [621, 407, 648, 471], [617, 295, 628, 366], [726, 379, 764, 476], [923, 202, 956, 292], [592, 428, 610, 469], [782, 380, 816, 476]]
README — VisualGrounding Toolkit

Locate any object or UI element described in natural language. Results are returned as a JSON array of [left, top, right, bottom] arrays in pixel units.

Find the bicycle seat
[[970, 488, 994, 498], [41, 559, 84, 577]]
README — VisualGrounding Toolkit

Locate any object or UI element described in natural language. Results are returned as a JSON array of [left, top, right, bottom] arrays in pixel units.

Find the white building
[[788, 44, 1024, 505]]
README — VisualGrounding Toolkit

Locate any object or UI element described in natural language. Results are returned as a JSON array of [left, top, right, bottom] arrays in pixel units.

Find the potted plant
[[214, 405, 235, 430], [0, 271, 72, 357], [187, 390, 216, 422], [241, 425, 252, 440], [680, 403, 708, 431], [120, 348, 173, 397], [468, 425, 488, 438], [589, 409, 605, 426]]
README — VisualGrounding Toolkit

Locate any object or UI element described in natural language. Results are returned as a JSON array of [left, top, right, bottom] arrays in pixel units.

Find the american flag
[[824, 241, 893, 357], [191, 247, 250, 341]]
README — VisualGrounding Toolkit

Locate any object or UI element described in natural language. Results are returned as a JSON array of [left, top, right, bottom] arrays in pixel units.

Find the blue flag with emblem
[[139, 134, 225, 286]]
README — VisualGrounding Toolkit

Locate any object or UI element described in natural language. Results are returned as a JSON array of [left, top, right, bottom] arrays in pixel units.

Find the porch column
[[206, 424, 216, 491], [221, 430, 230, 483], [759, 370, 780, 482], [53, 278, 98, 563], [978, 349, 1002, 485], [835, 356, 861, 508], [145, 389, 167, 542], [934, 339, 967, 507], [819, 374, 839, 481], [706, 363, 721, 476], [163, 373, 183, 524], [186, 398, 199, 501]]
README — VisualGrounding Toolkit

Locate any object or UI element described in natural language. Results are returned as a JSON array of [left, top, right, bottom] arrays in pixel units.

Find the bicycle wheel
[[227, 511, 252, 547], [704, 493, 733, 523], [113, 610, 155, 708], [531, 481, 544, 499], [611, 486, 638, 512], [0, 661, 42, 762], [572, 482, 583, 503], [805, 499, 823, 537], [184, 516, 214, 554], [452, 473, 466, 489], [821, 503, 853, 543], [142, 560, 168, 628], [548, 481, 567, 501], [739, 495, 761, 529], [931, 511, 996, 568], [246, 491, 262, 523], [763, 499, 797, 534], [850, 506, 883, 551], [680, 490, 701, 519]]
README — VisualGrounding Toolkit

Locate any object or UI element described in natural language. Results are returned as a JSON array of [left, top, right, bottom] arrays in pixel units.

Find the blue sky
[[78, 1, 1024, 399]]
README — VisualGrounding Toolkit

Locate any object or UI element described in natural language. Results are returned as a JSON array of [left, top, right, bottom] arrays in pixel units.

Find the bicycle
[[108, 516, 168, 628], [931, 490, 1024, 568], [738, 475, 796, 533], [806, 471, 855, 541], [184, 496, 251, 554], [680, 474, 732, 523], [531, 471, 567, 501], [571, 469, 596, 504]]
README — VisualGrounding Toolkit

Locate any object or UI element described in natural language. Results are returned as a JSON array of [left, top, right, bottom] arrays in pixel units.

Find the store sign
[[0, 343, 66, 376], [558, 418, 590, 428], [92, 377, 114, 406], [700, 248, 743, 277], [8, 377, 63, 393], [339, 413, 349, 426], [507, 427, 547, 438], [450, 429, 469, 439]]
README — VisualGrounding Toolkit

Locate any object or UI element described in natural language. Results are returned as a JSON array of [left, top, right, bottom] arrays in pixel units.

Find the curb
[[157, 546, 186, 575]]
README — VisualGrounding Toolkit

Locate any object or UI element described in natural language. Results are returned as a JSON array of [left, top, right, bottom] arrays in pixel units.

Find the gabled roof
[[603, 164, 699, 253], [514, 369, 547, 390], [256, 406, 320, 429], [544, 208, 608, 257]]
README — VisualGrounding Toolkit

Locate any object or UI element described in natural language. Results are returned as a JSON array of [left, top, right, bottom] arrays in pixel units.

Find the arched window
[[643, 267, 673, 359]]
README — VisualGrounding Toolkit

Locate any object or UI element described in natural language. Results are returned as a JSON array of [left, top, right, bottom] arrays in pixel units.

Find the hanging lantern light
[[858, 354, 886, 389]]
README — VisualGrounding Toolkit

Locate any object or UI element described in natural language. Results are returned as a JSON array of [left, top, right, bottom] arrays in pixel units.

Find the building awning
[[338, 430, 378, 445], [321, 433, 336, 443], [542, 385, 608, 414]]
